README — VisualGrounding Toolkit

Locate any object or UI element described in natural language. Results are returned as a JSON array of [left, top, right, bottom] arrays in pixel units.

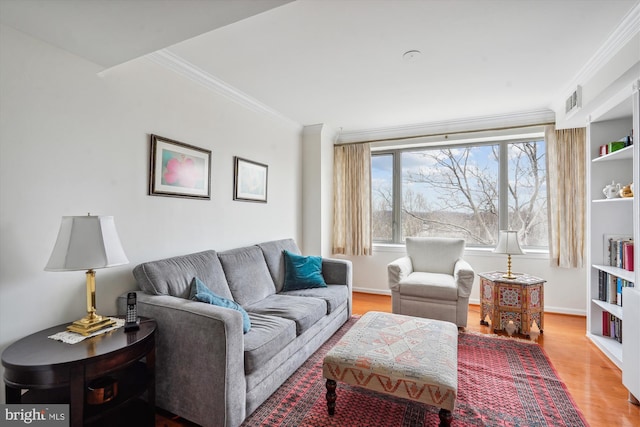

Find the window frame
[[371, 135, 547, 249]]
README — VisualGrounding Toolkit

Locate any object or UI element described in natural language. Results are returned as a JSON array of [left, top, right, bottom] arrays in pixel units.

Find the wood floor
[[156, 292, 640, 427]]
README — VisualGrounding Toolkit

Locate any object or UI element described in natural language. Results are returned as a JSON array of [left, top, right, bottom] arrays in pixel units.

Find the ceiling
[[1, 0, 638, 137], [0, 0, 293, 67]]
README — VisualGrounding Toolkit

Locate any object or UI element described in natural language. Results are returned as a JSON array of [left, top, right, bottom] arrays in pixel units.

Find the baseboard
[[469, 298, 585, 316], [352, 289, 586, 316], [540, 306, 586, 316], [353, 287, 391, 296]]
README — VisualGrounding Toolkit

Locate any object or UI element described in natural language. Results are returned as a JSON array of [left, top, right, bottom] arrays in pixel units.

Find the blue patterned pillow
[[283, 250, 327, 291], [189, 277, 251, 333]]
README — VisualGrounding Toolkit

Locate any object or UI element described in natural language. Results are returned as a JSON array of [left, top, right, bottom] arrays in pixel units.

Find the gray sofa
[[116, 238, 352, 427]]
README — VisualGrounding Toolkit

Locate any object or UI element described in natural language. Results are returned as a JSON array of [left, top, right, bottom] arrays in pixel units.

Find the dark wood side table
[[478, 271, 546, 338], [2, 316, 156, 427]]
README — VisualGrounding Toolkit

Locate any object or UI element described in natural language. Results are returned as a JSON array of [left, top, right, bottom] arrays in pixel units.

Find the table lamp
[[45, 214, 128, 335], [493, 230, 524, 279]]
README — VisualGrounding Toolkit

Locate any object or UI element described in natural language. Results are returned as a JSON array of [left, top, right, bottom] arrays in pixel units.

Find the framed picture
[[149, 134, 211, 199], [233, 156, 268, 203]]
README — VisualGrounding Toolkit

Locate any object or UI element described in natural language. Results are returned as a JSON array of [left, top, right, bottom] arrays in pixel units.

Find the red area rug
[[241, 316, 588, 426]]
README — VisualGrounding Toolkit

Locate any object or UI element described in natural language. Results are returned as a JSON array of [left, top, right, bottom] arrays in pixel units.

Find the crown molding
[[551, 2, 640, 112], [146, 49, 302, 130], [337, 109, 555, 144]]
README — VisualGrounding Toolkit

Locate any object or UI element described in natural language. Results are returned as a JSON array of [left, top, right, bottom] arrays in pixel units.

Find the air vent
[[565, 85, 582, 115]]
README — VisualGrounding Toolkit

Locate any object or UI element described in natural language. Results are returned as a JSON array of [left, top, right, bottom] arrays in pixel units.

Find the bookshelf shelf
[[586, 81, 638, 400], [587, 333, 623, 370], [592, 264, 635, 282], [592, 145, 634, 162], [591, 197, 633, 204], [592, 298, 623, 319]]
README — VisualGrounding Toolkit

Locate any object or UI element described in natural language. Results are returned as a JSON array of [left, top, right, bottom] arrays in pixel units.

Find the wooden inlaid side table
[[478, 271, 546, 338]]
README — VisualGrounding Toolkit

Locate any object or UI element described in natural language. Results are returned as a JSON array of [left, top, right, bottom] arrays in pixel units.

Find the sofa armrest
[[117, 291, 246, 427], [387, 256, 413, 291], [321, 258, 353, 316], [321, 258, 352, 287], [454, 258, 475, 298]]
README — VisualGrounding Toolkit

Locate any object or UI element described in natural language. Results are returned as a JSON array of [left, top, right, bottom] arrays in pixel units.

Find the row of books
[[605, 235, 634, 272], [598, 133, 633, 156], [598, 271, 634, 305], [602, 311, 622, 343]]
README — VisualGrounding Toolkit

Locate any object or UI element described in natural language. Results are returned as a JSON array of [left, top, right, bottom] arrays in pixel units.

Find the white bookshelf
[[586, 81, 639, 402]]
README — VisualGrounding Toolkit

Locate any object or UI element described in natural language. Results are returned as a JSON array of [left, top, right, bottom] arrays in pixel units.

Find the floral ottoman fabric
[[323, 311, 458, 411]]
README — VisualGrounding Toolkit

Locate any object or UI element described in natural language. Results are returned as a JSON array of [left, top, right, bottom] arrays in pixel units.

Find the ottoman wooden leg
[[326, 379, 337, 416], [438, 408, 452, 427]]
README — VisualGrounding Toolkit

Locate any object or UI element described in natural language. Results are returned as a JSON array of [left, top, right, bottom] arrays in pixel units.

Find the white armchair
[[387, 237, 475, 328]]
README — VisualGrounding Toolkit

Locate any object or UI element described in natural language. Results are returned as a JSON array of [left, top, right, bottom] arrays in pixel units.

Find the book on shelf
[[598, 270, 604, 301], [617, 277, 622, 306], [598, 270, 634, 305], [609, 273, 617, 304], [608, 140, 626, 153], [623, 241, 634, 272], [599, 134, 633, 156], [602, 311, 623, 343], [604, 235, 634, 271]]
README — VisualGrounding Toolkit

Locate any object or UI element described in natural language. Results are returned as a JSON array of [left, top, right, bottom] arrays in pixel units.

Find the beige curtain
[[333, 143, 372, 256], [545, 125, 586, 268]]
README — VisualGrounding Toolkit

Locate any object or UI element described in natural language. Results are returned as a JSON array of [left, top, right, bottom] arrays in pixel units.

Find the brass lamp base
[[67, 313, 115, 336], [66, 268, 116, 335], [502, 254, 518, 280]]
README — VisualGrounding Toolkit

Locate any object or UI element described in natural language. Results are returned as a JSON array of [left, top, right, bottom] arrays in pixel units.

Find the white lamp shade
[[493, 230, 524, 255], [45, 216, 129, 271]]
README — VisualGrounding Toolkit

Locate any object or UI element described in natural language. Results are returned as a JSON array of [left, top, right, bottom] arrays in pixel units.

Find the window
[[371, 153, 394, 242], [371, 138, 547, 249]]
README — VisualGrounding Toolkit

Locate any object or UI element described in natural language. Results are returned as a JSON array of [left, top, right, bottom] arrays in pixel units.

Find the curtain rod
[[336, 122, 555, 146]]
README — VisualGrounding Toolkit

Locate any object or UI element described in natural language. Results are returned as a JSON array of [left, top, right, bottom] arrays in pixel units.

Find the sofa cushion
[[257, 239, 301, 293], [399, 272, 458, 300], [132, 250, 232, 300], [243, 313, 296, 374], [283, 250, 327, 291], [218, 245, 276, 306], [280, 285, 348, 314], [245, 294, 327, 335], [189, 277, 251, 333]]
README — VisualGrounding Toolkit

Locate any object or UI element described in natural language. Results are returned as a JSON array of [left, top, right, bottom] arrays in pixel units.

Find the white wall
[[0, 24, 302, 399], [342, 246, 587, 316], [301, 123, 335, 256]]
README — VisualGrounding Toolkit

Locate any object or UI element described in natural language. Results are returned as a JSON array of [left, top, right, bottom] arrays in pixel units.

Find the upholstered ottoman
[[323, 311, 458, 426]]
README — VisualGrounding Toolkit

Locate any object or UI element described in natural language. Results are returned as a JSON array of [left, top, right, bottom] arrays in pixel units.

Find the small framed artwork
[[149, 134, 211, 199], [233, 156, 268, 203]]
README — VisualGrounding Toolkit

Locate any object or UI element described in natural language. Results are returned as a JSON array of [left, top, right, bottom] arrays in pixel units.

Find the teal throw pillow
[[189, 277, 251, 333], [283, 250, 327, 291]]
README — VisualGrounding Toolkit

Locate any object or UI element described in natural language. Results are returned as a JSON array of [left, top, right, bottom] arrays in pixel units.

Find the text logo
[[0, 405, 68, 426]]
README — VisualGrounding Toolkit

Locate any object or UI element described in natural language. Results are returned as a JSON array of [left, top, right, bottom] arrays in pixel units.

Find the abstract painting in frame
[[149, 134, 211, 199], [233, 156, 268, 203]]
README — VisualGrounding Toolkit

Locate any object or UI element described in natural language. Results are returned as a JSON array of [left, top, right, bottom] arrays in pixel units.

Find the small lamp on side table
[[493, 230, 524, 279], [45, 214, 128, 335]]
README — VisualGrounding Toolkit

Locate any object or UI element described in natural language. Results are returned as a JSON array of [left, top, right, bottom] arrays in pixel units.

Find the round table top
[[1, 317, 156, 370]]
